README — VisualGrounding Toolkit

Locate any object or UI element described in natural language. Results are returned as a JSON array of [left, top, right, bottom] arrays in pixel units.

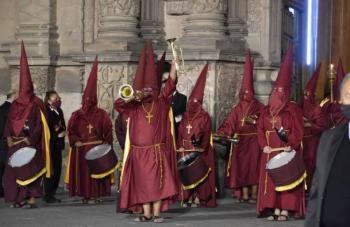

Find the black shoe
[[44, 196, 61, 203], [0, 191, 4, 198]]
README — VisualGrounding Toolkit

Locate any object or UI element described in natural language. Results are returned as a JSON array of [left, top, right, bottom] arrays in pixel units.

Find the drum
[[8, 147, 45, 186], [177, 152, 210, 190], [266, 150, 306, 192], [85, 144, 118, 179]]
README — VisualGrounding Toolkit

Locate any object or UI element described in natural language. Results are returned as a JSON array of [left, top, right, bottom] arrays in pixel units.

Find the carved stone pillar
[[87, 0, 141, 51], [227, 0, 248, 51], [140, 0, 166, 49], [180, 0, 230, 50], [8, 0, 59, 57], [5, 0, 58, 97]]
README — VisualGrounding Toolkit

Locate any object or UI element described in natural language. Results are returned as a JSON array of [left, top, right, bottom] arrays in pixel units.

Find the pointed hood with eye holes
[[188, 63, 209, 114], [303, 62, 321, 105], [81, 56, 98, 113], [268, 43, 293, 116], [239, 49, 255, 102]]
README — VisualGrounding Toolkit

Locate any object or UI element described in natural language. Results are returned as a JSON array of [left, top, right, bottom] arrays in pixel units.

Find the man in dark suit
[[0, 90, 17, 197], [305, 73, 350, 227], [43, 91, 66, 203]]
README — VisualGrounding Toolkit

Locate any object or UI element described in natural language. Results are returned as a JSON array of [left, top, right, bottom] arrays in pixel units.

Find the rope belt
[[131, 143, 165, 188]]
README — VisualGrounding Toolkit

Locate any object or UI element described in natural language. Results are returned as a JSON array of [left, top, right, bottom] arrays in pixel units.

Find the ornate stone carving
[[189, 0, 227, 14], [166, 0, 190, 15], [247, 0, 263, 33], [99, 0, 140, 17]]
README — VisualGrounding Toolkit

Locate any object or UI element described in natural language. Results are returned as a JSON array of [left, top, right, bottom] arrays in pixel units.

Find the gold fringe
[[91, 164, 118, 179], [169, 108, 177, 150], [275, 172, 307, 192], [40, 111, 51, 178], [16, 168, 46, 186], [182, 168, 212, 190]]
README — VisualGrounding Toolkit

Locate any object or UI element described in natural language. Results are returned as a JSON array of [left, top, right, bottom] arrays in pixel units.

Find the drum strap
[[132, 143, 164, 188]]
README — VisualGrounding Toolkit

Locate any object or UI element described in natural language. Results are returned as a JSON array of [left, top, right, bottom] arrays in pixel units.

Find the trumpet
[[119, 84, 134, 101], [166, 38, 185, 74]]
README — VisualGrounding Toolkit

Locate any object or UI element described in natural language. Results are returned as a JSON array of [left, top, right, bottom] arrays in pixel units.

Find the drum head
[[85, 144, 111, 160], [266, 150, 296, 170], [8, 147, 37, 168], [177, 152, 199, 169]]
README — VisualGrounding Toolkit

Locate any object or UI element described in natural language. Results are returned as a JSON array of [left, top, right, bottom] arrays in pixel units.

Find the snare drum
[[266, 150, 306, 192], [8, 147, 46, 186], [85, 144, 118, 179], [177, 152, 211, 190]]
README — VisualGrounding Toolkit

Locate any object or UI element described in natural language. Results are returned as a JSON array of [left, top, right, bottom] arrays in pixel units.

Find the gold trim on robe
[[119, 117, 131, 190], [64, 147, 72, 184], [40, 110, 52, 178]]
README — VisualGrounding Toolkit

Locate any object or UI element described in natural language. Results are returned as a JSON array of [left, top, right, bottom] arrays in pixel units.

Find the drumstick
[[270, 147, 290, 152], [176, 148, 204, 153], [81, 140, 103, 146], [12, 139, 26, 146]]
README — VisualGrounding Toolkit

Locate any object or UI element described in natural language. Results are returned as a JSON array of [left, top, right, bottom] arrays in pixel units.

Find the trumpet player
[[114, 41, 178, 223], [216, 50, 264, 203]]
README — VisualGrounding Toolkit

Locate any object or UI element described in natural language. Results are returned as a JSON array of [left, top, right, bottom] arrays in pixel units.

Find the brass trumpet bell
[[119, 84, 134, 101]]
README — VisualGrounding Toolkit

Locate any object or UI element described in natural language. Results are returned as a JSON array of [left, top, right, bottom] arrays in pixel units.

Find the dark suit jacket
[[305, 123, 348, 227], [0, 101, 11, 151], [172, 91, 187, 117]]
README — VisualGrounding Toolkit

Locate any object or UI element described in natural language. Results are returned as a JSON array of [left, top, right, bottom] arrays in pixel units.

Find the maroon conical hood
[[82, 56, 98, 112], [239, 49, 254, 101], [334, 58, 345, 101], [157, 51, 166, 91], [143, 41, 158, 90], [17, 41, 34, 105], [304, 62, 321, 93], [133, 43, 147, 90], [189, 64, 208, 105], [269, 44, 293, 115]]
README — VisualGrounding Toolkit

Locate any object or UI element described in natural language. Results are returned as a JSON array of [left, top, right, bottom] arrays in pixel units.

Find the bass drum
[[266, 150, 306, 192], [85, 144, 118, 179], [8, 147, 45, 186], [177, 152, 211, 190]]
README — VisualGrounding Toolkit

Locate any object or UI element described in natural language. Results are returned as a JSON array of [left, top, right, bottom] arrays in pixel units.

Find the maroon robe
[[302, 101, 330, 189], [257, 102, 305, 217], [66, 107, 113, 198], [321, 100, 347, 127], [114, 78, 178, 212], [217, 99, 264, 197], [177, 109, 217, 207], [3, 103, 43, 203]]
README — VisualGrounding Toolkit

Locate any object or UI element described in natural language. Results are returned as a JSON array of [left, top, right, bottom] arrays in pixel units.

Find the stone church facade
[[0, 0, 304, 131]]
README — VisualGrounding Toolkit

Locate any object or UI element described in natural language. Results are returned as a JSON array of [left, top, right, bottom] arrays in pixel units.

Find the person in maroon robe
[[3, 42, 51, 208], [302, 63, 330, 190], [256, 44, 305, 221], [176, 64, 216, 208], [114, 42, 178, 223], [320, 59, 347, 127], [216, 50, 264, 203], [65, 57, 115, 204]]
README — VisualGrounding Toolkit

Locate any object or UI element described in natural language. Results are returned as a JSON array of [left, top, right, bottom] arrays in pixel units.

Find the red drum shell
[[266, 151, 305, 187], [9, 147, 45, 182], [85, 144, 118, 175], [178, 153, 209, 187]]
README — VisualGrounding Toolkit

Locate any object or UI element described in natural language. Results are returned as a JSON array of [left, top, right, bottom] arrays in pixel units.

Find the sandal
[[153, 216, 164, 223], [82, 199, 88, 204], [134, 216, 152, 222], [22, 203, 37, 209], [267, 215, 278, 221], [277, 215, 289, 221], [10, 203, 23, 208]]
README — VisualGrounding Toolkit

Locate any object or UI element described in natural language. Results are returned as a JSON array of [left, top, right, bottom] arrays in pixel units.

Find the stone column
[[86, 0, 141, 51], [180, 0, 230, 50], [227, 0, 248, 51], [5, 0, 58, 97], [140, 0, 166, 49]]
